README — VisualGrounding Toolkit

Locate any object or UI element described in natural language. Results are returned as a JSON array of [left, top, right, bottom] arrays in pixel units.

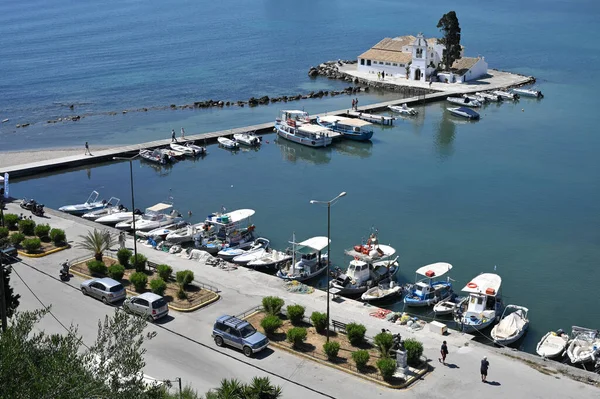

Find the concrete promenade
[[5, 201, 599, 398]]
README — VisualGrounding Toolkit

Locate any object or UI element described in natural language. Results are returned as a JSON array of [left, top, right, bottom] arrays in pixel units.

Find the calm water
[[4, 0, 600, 353]]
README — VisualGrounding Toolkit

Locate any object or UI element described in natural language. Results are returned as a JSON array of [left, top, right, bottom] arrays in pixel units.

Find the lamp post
[[113, 155, 140, 260], [310, 191, 346, 342]]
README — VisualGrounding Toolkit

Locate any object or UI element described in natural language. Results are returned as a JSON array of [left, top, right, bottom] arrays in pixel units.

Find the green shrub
[[9, 232, 25, 246], [130, 253, 147, 272], [0, 227, 9, 239], [346, 323, 367, 346], [156, 264, 173, 281], [262, 296, 285, 316], [176, 270, 194, 287], [310, 311, 328, 333], [22, 237, 41, 253], [0, 237, 7, 249], [377, 357, 397, 381], [286, 327, 307, 349], [403, 338, 424, 367], [177, 287, 187, 300], [4, 214, 19, 230], [49, 228, 66, 245], [260, 315, 282, 336], [323, 341, 341, 361], [286, 304, 305, 325], [117, 248, 132, 268], [18, 219, 36, 236], [34, 224, 51, 240], [107, 264, 125, 281], [351, 350, 370, 370], [150, 278, 167, 296], [87, 260, 107, 276], [374, 331, 394, 358], [130, 272, 148, 292]]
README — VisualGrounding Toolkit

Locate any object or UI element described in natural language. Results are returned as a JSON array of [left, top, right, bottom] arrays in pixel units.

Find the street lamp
[[113, 154, 140, 260], [310, 191, 346, 342]]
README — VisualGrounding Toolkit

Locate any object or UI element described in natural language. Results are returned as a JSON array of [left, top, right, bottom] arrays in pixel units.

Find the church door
[[415, 69, 421, 81]]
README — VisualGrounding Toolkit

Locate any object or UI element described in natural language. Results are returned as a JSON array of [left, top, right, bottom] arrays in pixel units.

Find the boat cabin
[[412, 281, 451, 301], [278, 110, 310, 124], [345, 259, 371, 283]]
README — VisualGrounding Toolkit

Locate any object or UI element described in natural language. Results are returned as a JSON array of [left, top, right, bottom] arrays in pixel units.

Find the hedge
[[150, 278, 167, 296], [117, 248, 132, 268], [18, 219, 36, 236], [34, 224, 51, 240], [22, 238, 41, 253], [156, 264, 173, 281], [287, 304, 305, 326], [107, 264, 125, 281], [87, 260, 107, 276], [49, 229, 67, 245], [262, 296, 284, 316], [130, 272, 148, 292]]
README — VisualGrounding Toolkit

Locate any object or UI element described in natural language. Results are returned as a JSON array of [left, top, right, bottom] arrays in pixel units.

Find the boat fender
[[311, 141, 315, 145]]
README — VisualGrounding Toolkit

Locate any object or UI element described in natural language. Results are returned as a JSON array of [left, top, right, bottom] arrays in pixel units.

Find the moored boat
[[59, 191, 107, 215], [95, 209, 142, 225], [233, 132, 261, 146], [490, 305, 530, 345], [81, 198, 123, 220], [218, 237, 269, 262], [140, 149, 171, 164], [492, 90, 519, 100], [137, 220, 189, 240], [388, 103, 417, 116], [536, 329, 569, 359], [476, 92, 502, 102], [166, 222, 213, 244], [512, 88, 543, 98], [347, 110, 395, 125], [247, 249, 293, 270], [403, 262, 453, 307], [446, 96, 481, 107], [275, 120, 333, 147], [316, 115, 374, 141], [276, 235, 330, 282], [566, 326, 600, 364], [361, 280, 403, 302], [217, 136, 240, 150], [433, 294, 467, 316], [230, 238, 271, 264], [170, 143, 197, 156], [447, 107, 480, 120], [185, 141, 207, 155], [194, 209, 256, 254], [115, 203, 182, 232], [454, 273, 503, 333]]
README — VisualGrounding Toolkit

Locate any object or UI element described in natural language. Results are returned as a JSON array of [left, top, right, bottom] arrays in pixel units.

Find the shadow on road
[[485, 381, 501, 386], [446, 363, 460, 369]]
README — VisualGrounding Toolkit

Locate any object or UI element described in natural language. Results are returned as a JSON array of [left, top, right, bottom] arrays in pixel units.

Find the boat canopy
[[295, 236, 330, 254], [456, 107, 479, 117], [339, 118, 373, 128], [318, 115, 345, 124], [415, 262, 452, 278], [147, 203, 173, 212], [298, 125, 331, 134], [462, 273, 502, 295]]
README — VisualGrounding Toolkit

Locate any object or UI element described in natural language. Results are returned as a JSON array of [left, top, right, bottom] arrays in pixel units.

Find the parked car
[[123, 292, 169, 321], [212, 315, 269, 357], [80, 277, 126, 304]]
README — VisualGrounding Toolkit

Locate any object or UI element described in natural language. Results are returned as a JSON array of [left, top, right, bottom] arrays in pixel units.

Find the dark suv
[[212, 315, 269, 357]]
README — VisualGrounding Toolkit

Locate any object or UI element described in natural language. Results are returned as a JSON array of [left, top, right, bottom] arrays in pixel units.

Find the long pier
[[2, 72, 533, 179]]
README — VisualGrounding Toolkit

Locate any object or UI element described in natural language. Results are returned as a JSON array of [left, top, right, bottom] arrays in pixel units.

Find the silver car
[[123, 292, 169, 321], [80, 277, 126, 304]]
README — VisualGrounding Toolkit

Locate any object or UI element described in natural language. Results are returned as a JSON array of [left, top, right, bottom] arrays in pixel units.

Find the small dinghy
[[185, 141, 207, 155], [566, 326, 600, 364], [140, 149, 170, 164], [159, 148, 184, 159], [433, 294, 467, 316], [446, 96, 481, 107], [536, 329, 569, 359], [170, 143, 196, 157], [388, 103, 417, 116], [361, 280, 402, 302], [463, 94, 487, 104], [490, 305, 530, 345], [476, 92, 501, 102], [217, 137, 239, 149], [512, 88, 543, 98], [492, 90, 519, 100], [233, 132, 261, 146], [59, 191, 107, 215], [447, 107, 480, 120]]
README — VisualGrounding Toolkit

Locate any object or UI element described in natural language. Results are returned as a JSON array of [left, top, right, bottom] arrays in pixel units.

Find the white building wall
[[357, 59, 408, 77], [463, 57, 488, 81]]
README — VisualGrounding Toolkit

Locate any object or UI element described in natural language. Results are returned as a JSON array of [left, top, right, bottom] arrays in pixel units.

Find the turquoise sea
[[3, 0, 600, 353]]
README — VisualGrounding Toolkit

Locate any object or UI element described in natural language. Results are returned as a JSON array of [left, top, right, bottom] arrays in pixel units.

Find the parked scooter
[[31, 203, 45, 217], [59, 260, 70, 281], [20, 198, 37, 210]]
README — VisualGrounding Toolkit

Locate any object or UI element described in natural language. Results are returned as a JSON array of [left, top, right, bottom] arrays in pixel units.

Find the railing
[[236, 305, 263, 319]]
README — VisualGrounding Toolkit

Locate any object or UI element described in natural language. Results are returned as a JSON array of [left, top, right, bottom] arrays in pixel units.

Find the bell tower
[[410, 33, 428, 81]]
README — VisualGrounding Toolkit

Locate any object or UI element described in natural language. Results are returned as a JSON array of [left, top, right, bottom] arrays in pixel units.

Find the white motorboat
[[59, 191, 107, 215], [316, 115, 374, 141], [347, 110, 395, 125], [233, 132, 261, 146], [194, 209, 256, 254], [140, 149, 171, 164], [403, 263, 453, 307], [217, 137, 239, 149], [566, 326, 600, 364], [157, 148, 181, 161], [433, 294, 467, 316], [81, 197, 123, 220], [447, 107, 480, 120], [536, 329, 569, 359], [277, 235, 330, 282], [463, 94, 487, 103], [115, 203, 182, 232], [446, 96, 481, 107], [454, 273, 503, 333], [170, 143, 196, 157], [361, 280, 403, 302], [185, 141, 207, 155], [247, 249, 292, 270], [275, 117, 333, 147], [137, 220, 189, 240], [229, 238, 271, 264], [166, 222, 213, 244], [275, 109, 311, 126], [388, 103, 417, 116], [490, 305, 530, 345], [95, 209, 141, 225], [492, 90, 519, 100], [512, 88, 543, 98], [476, 92, 502, 102], [218, 237, 269, 262]]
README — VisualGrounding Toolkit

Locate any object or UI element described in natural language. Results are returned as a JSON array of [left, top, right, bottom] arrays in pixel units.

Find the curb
[[18, 245, 69, 258], [69, 268, 219, 312]]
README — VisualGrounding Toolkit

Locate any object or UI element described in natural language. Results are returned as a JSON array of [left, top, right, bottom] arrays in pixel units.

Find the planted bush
[[156, 264, 173, 281], [374, 331, 394, 358], [130, 272, 148, 292], [4, 214, 19, 230], [176, 270, 194, 287], [150, 278, 167, 296], [87, 260, 107, 276], [403, 338, 424, 367], [346, 323, 367, 346], [34, 224, 51, 240], [310, 311, 328, 333], [49, 228, 66, 245], [0, 227, 8, 239], [260, 315, 282, 336], [22, 238, 41, 253], [117, 248, 132, 268], [351, 350, 370, 371], [177, 287, 187, 300], [130, 253, 147, 272], [323, 341, 341, 361], [262, 296, 285, 316], [286, 327, 307, 349], [107, 264, 125, 281], [9, 232, 25, 246], [18, 219, 36, 236], [377, 357, 397, 381], [286, 304, 305, 325]]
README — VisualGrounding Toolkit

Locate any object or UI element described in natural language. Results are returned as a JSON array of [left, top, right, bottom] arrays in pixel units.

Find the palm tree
[[202, 378, 282, 399], [245, 377, 282, 399], [77, 229, 116, 261]]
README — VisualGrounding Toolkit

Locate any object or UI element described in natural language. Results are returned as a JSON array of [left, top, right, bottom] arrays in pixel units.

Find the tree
[[437, 11, 461, 71], [2, 266, 20, 318], [77, 228, 116, 261], [203, 377, 282, 399]]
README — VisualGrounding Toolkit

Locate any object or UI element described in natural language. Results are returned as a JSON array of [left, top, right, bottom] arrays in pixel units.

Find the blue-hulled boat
[[403, 262, 453, 307], [447, 107, 480, 120], [316, 115, 374, 141]]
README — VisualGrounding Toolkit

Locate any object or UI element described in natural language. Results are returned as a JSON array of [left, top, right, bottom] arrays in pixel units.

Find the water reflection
[[434, 111, 457, 160], [334, 139, 373, 159], [138, 160, 174, 176], [275, 137, 332, 165]]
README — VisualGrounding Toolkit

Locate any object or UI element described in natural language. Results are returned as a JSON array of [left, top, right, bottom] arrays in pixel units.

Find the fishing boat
[[361, 280, 403, 302], [115, 203, 182, 232], [454, 273, 503, 333], [194, 209, 256, 254], [347, 110, 395, 125], [81, 198, 123, 220], [217, 137, 239, 150], [246, 249, 293, 270], [233, 132, 261, 146], [185, 141, 207, 155], [388, 103, 417, 116], [492, 90, 519, 100], [275, 120, 333, 147], [330, 230, 398, 297], [536, 329, 569, 359], [137, 220, 189, 240], [476, 92, 502, 102], [512, 88, 543, 98], [229, 238, 271, 264], [59, 191, 107, 215], [446, 96, 481, 107], [276, 235, 330, 282], [170, 142, 197, 156], [566, 326, 600, 364], [403, 262, 453, 307], [166, 222, 213, 244], [447, 107, 480, 120], [433, 294, 467, 316], [316, 115, 374, 141], [490, 305, 530, 345], [140, 149, 171, 165]]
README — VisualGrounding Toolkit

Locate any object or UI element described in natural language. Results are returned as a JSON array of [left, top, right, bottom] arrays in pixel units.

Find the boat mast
[[291, 232, 296, 276]]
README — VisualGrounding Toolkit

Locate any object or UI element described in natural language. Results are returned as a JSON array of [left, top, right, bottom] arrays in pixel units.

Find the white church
[[357, 33, 488, 83]]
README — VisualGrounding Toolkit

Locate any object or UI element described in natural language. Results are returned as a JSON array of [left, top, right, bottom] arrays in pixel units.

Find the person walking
[[84, 141, 91, 155], [181, 127, 186, 139], [118, 232, 126, 250], [382, 70, 385, 80], [480, 356, 489, 382], [439, 341, 449, 365], [355, 98, 358, 109], [377, 71, 381, 80], [351, 99, 356, 110], [171, 129, 176, 142]]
